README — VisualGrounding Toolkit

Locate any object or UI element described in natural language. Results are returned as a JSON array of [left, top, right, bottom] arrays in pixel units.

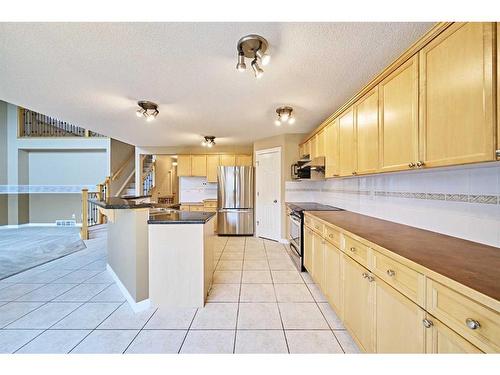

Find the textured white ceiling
[[0, 22, 433, 146]]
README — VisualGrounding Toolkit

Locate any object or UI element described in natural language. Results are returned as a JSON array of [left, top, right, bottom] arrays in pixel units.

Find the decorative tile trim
[[286, 186, 500, 206]]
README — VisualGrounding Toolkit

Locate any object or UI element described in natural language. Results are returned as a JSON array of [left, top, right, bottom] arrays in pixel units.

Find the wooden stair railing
[[18, 107, 105, 138], [80, 177, 110, 240], [142, 159, 156, 196]]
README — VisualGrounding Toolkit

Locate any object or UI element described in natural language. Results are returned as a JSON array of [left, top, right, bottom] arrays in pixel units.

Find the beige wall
[[29, 194, 82, 223], [253, 133, 305, 240], [109, 139, 135, 196]]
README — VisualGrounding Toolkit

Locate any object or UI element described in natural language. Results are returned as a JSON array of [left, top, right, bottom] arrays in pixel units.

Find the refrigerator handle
[[234, 166, 240, 208]]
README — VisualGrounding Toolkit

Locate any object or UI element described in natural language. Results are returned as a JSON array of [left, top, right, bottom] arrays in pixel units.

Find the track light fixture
[[201, 136, 216, 148], [136, 101, 159, 121], [275, 106, 295, 126], [236, 34, 270, 78]]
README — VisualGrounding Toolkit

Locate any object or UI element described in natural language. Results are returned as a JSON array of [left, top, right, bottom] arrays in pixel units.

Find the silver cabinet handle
[[352, 171, 357, 175], [362, 272, 374, 282], [465, 318, 480, 330], [328, 234, 334, 238], [362, 272, 369, 279], [273, 200, 278, 203], [422, 319, 433, 328], [408, 162, 416, 168], [350, 247, 356, 252], [386, 269, 395, 277], [416, 161, 425, 168]]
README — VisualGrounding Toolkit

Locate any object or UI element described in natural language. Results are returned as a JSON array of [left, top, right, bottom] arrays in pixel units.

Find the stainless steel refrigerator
[[217, 166, 254, 235]]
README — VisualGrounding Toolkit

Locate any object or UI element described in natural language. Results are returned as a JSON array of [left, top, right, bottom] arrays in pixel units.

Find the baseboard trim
[[106, 264, 150, 312], [0, 223, 82, 229]]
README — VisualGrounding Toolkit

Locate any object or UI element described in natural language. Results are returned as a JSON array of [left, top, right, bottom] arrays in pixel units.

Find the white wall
[[286, 162, 500, 248]]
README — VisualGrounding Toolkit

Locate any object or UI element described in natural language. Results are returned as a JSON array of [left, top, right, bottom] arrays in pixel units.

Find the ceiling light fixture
[[236, 34, 270, 78], [275, 106, 295, 126], [136, 101, 159, 121], [201, 136, 216, 148]]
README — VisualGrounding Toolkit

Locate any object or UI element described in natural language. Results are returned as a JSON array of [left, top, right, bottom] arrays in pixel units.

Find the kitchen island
[[89, 198, 215, 311], [148, 209, 216, 308]]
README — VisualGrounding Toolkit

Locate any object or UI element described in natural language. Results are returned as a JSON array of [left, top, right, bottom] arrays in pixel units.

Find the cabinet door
[[219, 154, 236, 166], [324, 241, 343, 316], [343, 256, 375, 352], [425, 315, 482, 353], [304, 226, 313, 274], [355, 88, 379, 174], [338, 107, 356, 176], [310, 136, 317, 159], [206, 155, 220, 183], [299, 143, 306, 158], [191, 155, 207, 176], [419, 22, 495, 167], [312, 232, 325, 288], [379, 55, 419, 172], [236, 155, 252, 166], [304, 141, 312, 158], [177, 155, 191, 176], [316, 129, 326, 157], [325, 120, 340, 178], [375, 278, 426, 353]]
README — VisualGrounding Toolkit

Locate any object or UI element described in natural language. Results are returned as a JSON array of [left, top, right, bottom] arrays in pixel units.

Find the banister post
[[81, 189, 89, 240]]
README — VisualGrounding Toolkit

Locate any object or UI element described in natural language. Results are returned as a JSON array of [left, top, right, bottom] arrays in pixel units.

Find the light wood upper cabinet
[[425, 315, 482, 353], [316, 129, 326, 157], [355, 88, 379, 174], [379, 55, 419, 172], [219, 154, 236, 166], [177, 155, 191, 176], [206, 155, 220, 183], [343, 255, 375, 352], [375, 278, 426, 353], [304, 140, 312, 158], [338, 107, 356, 176], [497, 22, 500, 160], [299, 143, 306, 158], [304, 226, 313, 274], [191, 155, 207, 176], [310, 136, 318, 159], [324, 240, 343, 317], [419, 22, 496, 167], [236, 155, 252, 166], [324, 120, 340, 178]]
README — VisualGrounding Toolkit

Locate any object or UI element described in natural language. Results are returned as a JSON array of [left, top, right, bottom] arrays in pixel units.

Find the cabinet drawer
[[304, 216, 313, 227], [203, 200, 217, 208], [180, 205, 190, 211], [426, 279, 500, 353], [344, 235, 369, 267], [325, 225, 341, 248], [310, 218, 324, 235], [372, 250, 425, 306], [190, 205, 205, 212]]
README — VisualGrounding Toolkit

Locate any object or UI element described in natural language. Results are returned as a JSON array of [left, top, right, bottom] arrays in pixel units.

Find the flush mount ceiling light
[[236, 34, 270, 78], [274, 106, 295, 126], [136, 101, 159, 122], [201, 136, 216, 148]]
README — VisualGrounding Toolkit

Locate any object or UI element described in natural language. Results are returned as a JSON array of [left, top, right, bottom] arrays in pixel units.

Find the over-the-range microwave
[[291, 156, 325, 180]]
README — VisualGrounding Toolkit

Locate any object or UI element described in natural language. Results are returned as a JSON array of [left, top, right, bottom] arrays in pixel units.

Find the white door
[[255, 147, 281, 241]]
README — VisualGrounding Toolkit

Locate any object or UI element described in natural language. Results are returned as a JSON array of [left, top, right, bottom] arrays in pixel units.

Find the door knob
[[273, 200, 278, 203]]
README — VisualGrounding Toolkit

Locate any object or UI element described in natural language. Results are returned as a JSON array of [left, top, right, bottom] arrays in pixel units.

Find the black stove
[[286, 202, 343, 272], [287, 202, 344, 213]]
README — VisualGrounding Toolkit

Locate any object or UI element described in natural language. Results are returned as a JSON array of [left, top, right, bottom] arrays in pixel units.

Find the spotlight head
[[256, 49, 271, 66], [236, 51, 246, 72], [274, 119, 281, 126], [251, 58, 264, 79]]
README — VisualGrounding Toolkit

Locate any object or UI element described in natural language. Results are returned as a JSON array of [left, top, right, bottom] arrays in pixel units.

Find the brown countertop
[[307, 210, 500, 302]]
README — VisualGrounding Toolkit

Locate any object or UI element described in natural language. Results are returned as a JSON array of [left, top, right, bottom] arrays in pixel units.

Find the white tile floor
[[0, 234, 360, 354]]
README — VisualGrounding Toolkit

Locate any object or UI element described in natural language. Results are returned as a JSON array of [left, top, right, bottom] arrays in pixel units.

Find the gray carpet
[[0, 226, 86, 280]]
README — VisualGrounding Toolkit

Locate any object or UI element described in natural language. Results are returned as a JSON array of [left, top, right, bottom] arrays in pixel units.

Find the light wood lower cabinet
[[424, 315, 482, 353], [375, 277, 426, 353], [312, 231, 325, 288], [343, 255, 376, 352], [304, 226, 313, 274], [304, 212, 495, 353], [324, 240, 343, 317]]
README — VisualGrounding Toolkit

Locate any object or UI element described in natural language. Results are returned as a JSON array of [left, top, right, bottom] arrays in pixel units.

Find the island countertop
[[306, 210, 500, 302], [148, 210, 216, 224], [89, 197, 154, 209]]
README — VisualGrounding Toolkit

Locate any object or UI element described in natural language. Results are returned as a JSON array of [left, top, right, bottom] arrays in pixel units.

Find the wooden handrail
[[111, 151, 135, 182], [81, 189, 89, 240]]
